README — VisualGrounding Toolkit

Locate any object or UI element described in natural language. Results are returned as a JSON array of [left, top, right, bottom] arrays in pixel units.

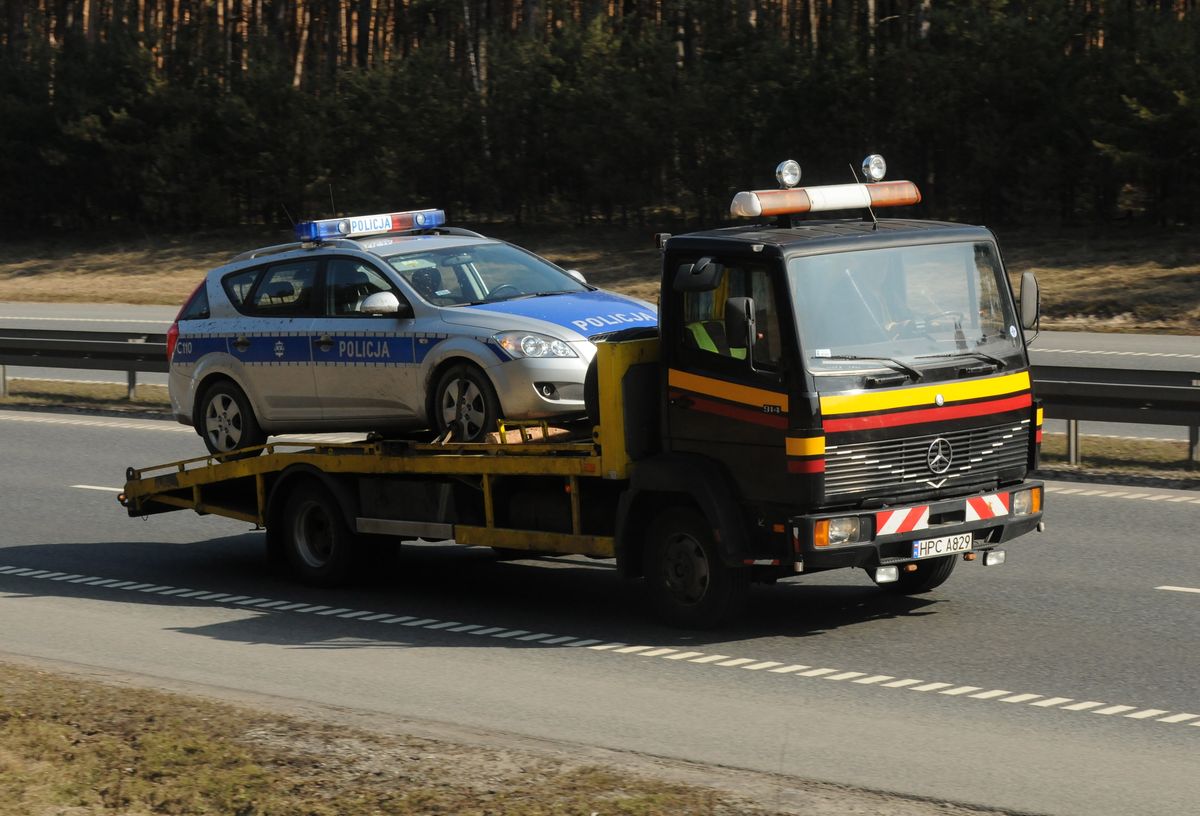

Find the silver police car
[[167, 209, 656, 453]]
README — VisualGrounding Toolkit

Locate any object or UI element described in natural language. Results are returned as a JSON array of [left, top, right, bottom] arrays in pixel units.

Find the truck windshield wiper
[[915, 350, 1008, 369], [813, 354, 922, 382]]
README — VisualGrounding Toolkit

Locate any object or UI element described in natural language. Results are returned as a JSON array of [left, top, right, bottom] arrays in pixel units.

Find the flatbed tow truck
[[121, 157, 1046, 627]]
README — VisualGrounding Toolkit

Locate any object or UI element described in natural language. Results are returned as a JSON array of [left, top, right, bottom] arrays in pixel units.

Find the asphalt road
[[0, 408, 1196, 815]]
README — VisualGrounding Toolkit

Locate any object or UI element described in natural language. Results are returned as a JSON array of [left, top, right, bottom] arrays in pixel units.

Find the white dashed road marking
[[1036, 348, 1200, 360], [1045, 484, 1200, 506], [1157, 586, 1200, 595], [1, 564, 1195, 731], [70, 485, 123, 493]]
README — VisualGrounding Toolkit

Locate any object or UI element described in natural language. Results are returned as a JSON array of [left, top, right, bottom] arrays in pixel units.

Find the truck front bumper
[[790, 482, 1044, 573]]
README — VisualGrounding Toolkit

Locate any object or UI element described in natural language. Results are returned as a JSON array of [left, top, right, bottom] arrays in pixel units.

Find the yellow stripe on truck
[[785, 436, 825, 457], [820, 371, 1031, 416], [668, 369, 790, 412]]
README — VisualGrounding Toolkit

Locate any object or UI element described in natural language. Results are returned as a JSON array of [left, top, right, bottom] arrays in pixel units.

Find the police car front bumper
[[790, 483, 1044, 573], [486, 353, 591, 419]]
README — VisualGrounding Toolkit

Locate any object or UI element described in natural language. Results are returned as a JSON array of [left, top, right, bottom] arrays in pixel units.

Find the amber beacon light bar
[[729, 154, 921, 218]]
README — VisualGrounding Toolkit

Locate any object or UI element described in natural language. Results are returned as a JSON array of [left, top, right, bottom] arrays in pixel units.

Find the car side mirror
[[360, 291, 404, 316], [1019, 271, 1040, 332], [725, 296, 756, 358], [565, 269, 587, 285]]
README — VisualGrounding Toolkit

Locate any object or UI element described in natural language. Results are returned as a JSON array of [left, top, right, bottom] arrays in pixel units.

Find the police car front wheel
[[197, 381, 266, 457], [433, 364, 500, 443]]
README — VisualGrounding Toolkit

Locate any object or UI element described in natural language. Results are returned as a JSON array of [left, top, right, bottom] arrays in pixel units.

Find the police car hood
[[440, 290, 657, 340]]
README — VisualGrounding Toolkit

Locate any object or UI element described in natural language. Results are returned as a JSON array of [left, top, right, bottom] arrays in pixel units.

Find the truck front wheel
[[282, 482, 357, 586], [644, 507, 748, 628]]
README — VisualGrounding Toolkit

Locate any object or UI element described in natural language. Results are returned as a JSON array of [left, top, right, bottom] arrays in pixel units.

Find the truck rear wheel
[[878, 555, 957, 594], [644, 507, 748, 629], [282, 482, 357, 586]]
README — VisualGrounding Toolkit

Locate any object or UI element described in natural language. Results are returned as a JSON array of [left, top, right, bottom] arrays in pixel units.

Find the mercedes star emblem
[[926, 438, 953, 474]]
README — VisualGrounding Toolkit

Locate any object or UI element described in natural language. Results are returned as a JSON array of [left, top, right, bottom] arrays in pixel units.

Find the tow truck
[[121, 156, 1046, 627]]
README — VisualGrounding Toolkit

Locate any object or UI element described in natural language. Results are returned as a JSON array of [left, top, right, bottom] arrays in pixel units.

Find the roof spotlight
[[775, 160, 802, 189], [861, 154, 887, 182]]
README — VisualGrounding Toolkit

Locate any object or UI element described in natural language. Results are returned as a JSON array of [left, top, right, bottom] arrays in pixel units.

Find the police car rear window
[[179, 283, 210, 320], [247, 260, 319, 317]]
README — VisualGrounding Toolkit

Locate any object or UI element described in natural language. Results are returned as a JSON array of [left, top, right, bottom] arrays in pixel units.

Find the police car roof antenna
[[328, 184, 337, 218], [280, 203, 296, 227], [851, 163, 880, 231]]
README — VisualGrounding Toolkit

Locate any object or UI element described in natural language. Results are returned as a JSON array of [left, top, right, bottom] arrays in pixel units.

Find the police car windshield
[[385, 243, 587, 306], [787, 241, 1023, 379]]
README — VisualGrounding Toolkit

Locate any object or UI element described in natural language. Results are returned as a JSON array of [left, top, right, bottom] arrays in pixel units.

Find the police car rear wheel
[[434, 364, 500, 443], [198, 381, 265, 457]]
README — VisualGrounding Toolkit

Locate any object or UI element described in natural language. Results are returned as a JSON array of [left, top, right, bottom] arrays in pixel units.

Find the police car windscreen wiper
[[814, 354, 922, 381], [449, 290, 570, 307], [915, 350, 1008, 369]]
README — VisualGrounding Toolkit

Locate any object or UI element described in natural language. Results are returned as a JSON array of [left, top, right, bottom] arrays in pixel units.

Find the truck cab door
[[664, 254, 791, 500]]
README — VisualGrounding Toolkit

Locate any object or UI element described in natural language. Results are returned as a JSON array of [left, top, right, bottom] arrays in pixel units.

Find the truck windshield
[[787, 241, 1023, 382]]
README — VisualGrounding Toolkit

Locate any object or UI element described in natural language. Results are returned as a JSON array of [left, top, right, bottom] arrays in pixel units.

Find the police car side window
[[223, 268, 260, 311], [247, 260, 319, 317], [326, 258, 398, 316]]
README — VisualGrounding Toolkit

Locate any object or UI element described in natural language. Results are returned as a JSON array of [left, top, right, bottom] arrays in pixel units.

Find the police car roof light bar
[[729, 181, 921, 219], [295, 209, 447, 242]]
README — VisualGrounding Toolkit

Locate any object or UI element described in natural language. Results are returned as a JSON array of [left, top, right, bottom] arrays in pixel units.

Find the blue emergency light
[[295, 208, 446, 242]]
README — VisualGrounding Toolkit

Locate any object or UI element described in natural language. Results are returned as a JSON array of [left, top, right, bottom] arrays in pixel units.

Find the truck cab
[[642, 160, 1044, 606]]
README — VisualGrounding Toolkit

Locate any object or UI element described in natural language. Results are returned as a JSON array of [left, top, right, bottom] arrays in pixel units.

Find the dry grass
[[1038, 433, 1199, 485], [0, 662, 761, 816], [7, 223, 1193, 332], [0, 378, 170, 413], [999, 226, 1200, 333]]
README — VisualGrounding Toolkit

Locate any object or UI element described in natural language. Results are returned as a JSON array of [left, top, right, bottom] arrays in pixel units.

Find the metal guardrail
[[1031, 365, 1200, 465], [0, 328, 168, 400], [0, 330, 1195, 464]]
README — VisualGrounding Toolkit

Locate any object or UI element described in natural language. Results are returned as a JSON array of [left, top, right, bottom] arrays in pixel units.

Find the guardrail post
[[1066, 419, 1080, 466], [1190, 425, 1198, 467], [0, 364, 6, 398], [127, 371, 137, 401]]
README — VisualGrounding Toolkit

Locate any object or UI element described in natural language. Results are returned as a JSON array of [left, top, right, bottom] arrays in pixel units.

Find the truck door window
[[681, 262, 780, 370]]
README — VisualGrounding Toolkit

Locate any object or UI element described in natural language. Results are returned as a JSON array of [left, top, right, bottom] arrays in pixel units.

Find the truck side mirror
[[725, 296, 756, 358], [1019, 271, 1039, 331], [674, 256, 724, 291]]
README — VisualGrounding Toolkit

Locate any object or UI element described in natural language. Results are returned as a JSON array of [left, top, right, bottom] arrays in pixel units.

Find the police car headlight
[[495, 332, 578, 359]]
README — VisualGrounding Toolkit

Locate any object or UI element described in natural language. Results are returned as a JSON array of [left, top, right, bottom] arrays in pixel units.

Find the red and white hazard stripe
[[876, 506, 930, 535], [966, 492, 1010, 522]]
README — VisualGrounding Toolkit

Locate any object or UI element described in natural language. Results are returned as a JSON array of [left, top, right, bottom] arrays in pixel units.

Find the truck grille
[[825, 420, 1030, 499]]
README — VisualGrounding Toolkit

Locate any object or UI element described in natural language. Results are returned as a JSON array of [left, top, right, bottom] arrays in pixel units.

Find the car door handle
[[232, 336, 251, 351], [669, 395, 694, 409], [316, 335, 334, 352]]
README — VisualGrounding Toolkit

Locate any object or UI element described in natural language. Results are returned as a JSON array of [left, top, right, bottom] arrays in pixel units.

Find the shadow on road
[[0, 533, 944, 653]]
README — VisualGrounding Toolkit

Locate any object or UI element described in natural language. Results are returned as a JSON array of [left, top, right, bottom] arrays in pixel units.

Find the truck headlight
[[1011, 487, 1042, 516], [494, 332, 578, 359], [814, 516, 868, 547]]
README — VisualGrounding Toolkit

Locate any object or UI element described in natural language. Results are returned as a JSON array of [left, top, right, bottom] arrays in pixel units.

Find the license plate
[[911, 533, 973, 559]]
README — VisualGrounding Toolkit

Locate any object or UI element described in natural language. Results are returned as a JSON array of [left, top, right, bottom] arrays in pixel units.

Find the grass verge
[[1036, 433, 1199, 487], [0, 661, 757, 816], [0, 378, 170, 415]]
